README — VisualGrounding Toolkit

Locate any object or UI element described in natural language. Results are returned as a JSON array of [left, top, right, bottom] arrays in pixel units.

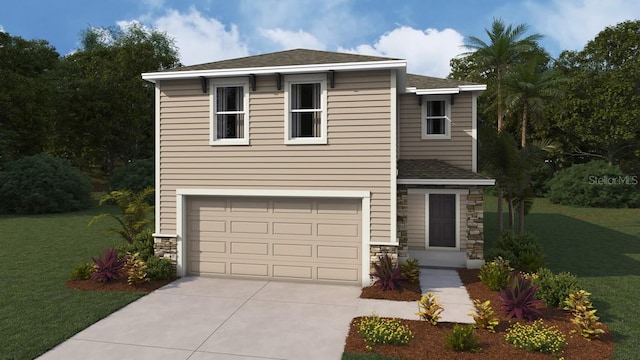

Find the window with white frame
[[285, 74, 327, 144], [210, 79, 249, 145], [421, 95, 451, 139]]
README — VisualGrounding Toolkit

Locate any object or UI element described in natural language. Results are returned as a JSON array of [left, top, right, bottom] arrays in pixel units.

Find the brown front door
[[428, 194, 456, 247]]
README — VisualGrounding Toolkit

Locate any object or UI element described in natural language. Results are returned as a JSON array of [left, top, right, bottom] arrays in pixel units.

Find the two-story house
[[142, 49, 494, 287]]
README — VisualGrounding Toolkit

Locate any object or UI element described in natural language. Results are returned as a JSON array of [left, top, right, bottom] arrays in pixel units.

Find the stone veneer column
[[153, 236, 178, 269], [465, 186, 485, 264], [396, 185, 409, 262]]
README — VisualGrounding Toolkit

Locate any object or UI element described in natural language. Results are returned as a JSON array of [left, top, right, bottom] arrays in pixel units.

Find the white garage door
[[187, 196, 362, 284]]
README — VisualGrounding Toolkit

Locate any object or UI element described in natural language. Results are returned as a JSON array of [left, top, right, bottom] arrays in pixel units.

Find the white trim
[[174, 188, 372, 286], [421, 95, 451, 140], [471, 92, 478, 173], [152, 233, 177, 238], [415, 88, 459, 95], [209, 77, 250, 146], [284, 74, 328, 145], [142, 60, 408, 82], [408, 188, 470, 195], [154, 82, 161, 235], [398, 178, 495, 186], [459, 84, 487, 92], [390, 70, 397, 244]]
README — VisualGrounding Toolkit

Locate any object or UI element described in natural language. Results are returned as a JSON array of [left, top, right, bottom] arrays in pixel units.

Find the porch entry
[[428, 194, 456, 248]]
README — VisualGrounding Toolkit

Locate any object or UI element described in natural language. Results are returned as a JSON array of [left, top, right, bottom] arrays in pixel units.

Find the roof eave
[[404, 84, 487, 95], [397, 178, 496, 186], [142, 59, 408, 82]]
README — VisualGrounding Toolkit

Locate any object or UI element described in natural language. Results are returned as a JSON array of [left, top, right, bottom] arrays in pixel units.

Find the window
[[285, 74, 327, 144], [210, 78, 249, 145], [421, 95, 451, 139]]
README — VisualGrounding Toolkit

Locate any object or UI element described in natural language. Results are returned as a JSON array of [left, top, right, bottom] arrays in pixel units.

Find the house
[[141, 49, 494, 287]]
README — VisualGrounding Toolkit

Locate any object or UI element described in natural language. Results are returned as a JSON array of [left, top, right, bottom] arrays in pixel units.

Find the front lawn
[[484, 196, 640, 360], [0, 206, 147, 359]]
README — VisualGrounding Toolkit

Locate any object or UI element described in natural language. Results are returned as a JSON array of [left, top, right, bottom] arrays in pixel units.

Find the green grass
[[0, 206, 146, 360], [484, 196, 640, 360]]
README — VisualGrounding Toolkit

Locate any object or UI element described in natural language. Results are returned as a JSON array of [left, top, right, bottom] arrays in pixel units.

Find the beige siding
[[406, 191, 468, 250], [398, 92, 473, 170], [158, 71, 392, 242]]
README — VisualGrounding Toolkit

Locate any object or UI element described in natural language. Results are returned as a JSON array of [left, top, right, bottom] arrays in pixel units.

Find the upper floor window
[[285, 74, 327, 145], [421, 95, 451, 140], [210, 78, 249, 145]]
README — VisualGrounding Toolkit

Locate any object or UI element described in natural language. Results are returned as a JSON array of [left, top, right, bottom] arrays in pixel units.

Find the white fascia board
[[459, 84, 487, 91], [175, 188, 371, 199], [142, 60, 407, 82], [397, 178, 496, 186], [415, 88, 460, 95]]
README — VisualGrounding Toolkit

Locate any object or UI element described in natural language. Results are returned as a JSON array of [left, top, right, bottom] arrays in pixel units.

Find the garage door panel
[[230, 242, 269, 255], [187, 196, 362, 284], [189, 198, 227, 212]]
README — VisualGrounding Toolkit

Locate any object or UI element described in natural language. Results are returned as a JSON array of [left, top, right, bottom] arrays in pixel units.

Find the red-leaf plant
[[371, 254, 403, 291], [498, 273, 544, 320], [90, 247, 127, 283]]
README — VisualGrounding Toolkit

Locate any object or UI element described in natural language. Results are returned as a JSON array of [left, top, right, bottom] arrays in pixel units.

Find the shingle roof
[[170, 49, 401, 72], [398, 159, 490, 180], [406, 73, 479, 89]]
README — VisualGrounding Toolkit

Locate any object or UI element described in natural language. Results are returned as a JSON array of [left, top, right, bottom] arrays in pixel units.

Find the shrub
[[109, 158, 154, 193], [146, 256, 175, 280], [478, 257, 512, 291], [491, 231, 545, 272], [124, 252, 149, 285], [533, 268, 579, 307], [548, 160, 640, 208], [88, 187, 155, 244], [371, 254, 403, 291], [69, 262, 96, 280], [563, 290, 606, 340], [446, 324, 481, 352], [505, 319, 566, 354], [483, 247, 516, 265], [469, 299, 499, 332], [400, 258, 420, 283], [358, 314, 413, 346], [498, 274, 543, 320], [416, 292, 443, 325], [117, 228, 154, 261], [91, 248, 127, 282], [0, 153, 92, 214]]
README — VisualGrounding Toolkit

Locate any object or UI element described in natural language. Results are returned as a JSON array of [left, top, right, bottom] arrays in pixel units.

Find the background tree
[[51, 23, 181, 177], [0, 32, 59, 164]]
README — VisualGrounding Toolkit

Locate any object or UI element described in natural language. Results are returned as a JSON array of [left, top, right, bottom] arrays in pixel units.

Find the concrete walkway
[[38, 268, 474, 360]]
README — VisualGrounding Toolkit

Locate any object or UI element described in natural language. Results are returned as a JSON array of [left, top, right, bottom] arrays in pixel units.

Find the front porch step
[[408, 250, 467, 268]]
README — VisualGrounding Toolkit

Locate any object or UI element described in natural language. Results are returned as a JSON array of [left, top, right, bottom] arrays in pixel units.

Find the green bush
[[400, 258, 420, 283], [69, 262, 96, 280], [505, 319, 566, 354], [117, 229, 154, 261], [109, 158, 154, 193], [529, 161, 555, 197], [548, 160, 640, 208], [0, 153, 92, 214], [490, 231, 545, 272], [533, 268, 579, 308], [446, 324, 480, 352], [478, 257, 512, 291], [358, 314, 413, 346], [146, 256, 175, 280]]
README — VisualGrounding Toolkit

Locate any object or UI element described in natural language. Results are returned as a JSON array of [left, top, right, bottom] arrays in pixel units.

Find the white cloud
[[0, 25, 4, 33], [340, 26, 465, 78], [526, 0, 640, 51], [260, 28, 326, 50], [141, 7, 249, 65]]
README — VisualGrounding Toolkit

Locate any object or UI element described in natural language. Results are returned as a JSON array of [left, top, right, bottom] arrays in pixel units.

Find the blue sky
[[2, 0, 639, 77]]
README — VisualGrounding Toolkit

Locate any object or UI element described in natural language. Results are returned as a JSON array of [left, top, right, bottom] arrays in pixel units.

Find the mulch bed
[[360, 279, 423, 301], [344, 269, 614, 359], [66, 278, 177, 293]]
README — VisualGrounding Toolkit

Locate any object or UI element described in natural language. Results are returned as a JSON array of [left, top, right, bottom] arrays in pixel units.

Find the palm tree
[[464, 18, 543, 132], [503, 54, 563, 147]]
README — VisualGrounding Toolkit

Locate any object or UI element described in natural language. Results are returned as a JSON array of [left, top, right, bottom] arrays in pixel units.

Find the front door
[[428, 194, 456, 248]]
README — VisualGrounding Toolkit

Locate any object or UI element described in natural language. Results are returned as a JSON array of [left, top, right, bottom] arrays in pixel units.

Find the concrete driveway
[[39, 269, 473, 360]]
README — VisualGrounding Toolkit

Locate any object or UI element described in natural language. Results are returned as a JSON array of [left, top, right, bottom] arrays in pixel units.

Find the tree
[[502, 54, 562, 147], [51, 23, 181, 176], [0, 32, 59, 164], [552, 20, 640, 165], [463, 18, 543, 132]]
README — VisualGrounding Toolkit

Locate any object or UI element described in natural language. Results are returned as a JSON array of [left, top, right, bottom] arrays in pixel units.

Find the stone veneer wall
[[154, 236, 178, 269], [465, 186, 484, 261]]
